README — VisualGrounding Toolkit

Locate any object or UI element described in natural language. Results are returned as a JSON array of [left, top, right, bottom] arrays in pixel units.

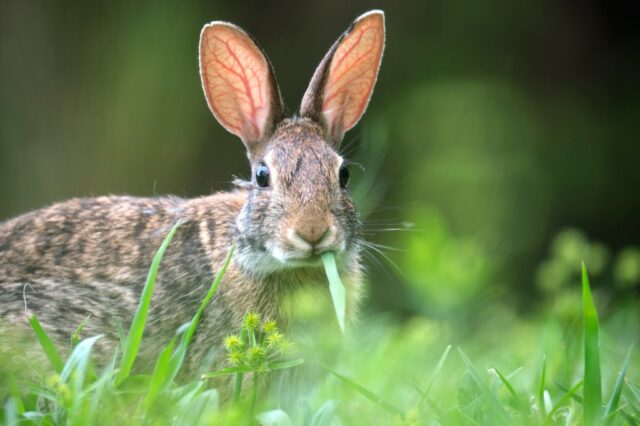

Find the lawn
[[1, 223, 638, 425]]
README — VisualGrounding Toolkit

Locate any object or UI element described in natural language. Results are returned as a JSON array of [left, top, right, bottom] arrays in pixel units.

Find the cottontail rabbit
[[0, 11, 385, 374]]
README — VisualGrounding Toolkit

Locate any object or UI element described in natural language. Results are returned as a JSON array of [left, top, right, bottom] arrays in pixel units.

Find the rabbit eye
[[339, 165, 349, 189], [255, 163, 270, 188]]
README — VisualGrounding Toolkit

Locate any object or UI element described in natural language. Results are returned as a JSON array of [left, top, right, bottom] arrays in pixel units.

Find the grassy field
[[1, 224, 638, 425]]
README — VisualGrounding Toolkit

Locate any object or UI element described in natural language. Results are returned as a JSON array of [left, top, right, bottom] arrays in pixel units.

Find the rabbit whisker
[[361, 241, 403, 253], [361, 248, 404, 287], [359, 240, 406, 279]]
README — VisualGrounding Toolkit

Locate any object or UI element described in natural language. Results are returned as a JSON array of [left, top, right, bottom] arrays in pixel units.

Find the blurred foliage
[[402, 207, 493, 314], [614, 248, 640, 289], [535, 228, 640, 321]]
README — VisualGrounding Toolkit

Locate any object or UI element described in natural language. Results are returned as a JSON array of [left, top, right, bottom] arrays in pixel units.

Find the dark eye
[[255, 163, 270, 188], [339, 165, 350, 189]]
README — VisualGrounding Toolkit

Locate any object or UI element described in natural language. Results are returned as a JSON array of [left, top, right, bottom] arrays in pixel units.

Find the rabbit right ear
[[199, 22, 284, 156]]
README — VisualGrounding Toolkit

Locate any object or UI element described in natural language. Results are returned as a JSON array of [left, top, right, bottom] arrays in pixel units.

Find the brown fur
[[0, 11, 385, 383]]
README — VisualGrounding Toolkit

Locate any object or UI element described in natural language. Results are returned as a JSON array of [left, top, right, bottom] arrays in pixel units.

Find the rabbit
[[0, 10, 385, 377]]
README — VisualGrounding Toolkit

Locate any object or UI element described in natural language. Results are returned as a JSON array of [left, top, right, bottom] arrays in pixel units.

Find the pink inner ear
[[322, 14, 384, 135], [200, 24, 271, 141]]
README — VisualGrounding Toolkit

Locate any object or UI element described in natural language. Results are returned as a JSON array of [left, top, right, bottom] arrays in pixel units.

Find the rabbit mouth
[[273, 250, 326, 265], [270, 227, 347, 266], [270, 244, 343, 267], [283, 253, 324, 266]]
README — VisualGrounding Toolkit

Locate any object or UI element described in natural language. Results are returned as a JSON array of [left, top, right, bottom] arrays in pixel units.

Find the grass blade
[[201, 359, 303, 379], [494, 367, 530, 423], [143, 337, 176, 410], [604, 345, 633, 423], [28, 315, 64, 374], [627, 380, 640, 405], [60, 335, 102, 424], [548, 380, 584, 421], [325, 367, 404, 417], [425, 397, 449, 424], [201, 365, 254, 379], [457, 348, 511, 425], [231, 315, 251, 406], [167, 245, 234, 382], [61, 335, 102, 383], [70, 315, 92, 349], [176, 389, 219, 425], [556, 382, 638, 425], [450, 407, 482, 426], [116, 220, 182, 385], [537, 356, 547, 419], [321, 252, 346, 333], [256, 409, 293, 426], [264, 359, 304, 372], [8, 377, 25, 416], [4, 397, 18, 426], [504, 366, 524, 382], [582, 262, 602, 426], [310, 400, 339, 426], [418, 344, 452, 408]]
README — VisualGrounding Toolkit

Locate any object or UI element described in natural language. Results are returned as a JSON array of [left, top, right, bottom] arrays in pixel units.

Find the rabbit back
[[0, 194, 237, 360]]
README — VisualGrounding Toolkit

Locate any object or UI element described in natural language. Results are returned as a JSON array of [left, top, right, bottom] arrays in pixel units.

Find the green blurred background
[[1, 0, 639, 322]]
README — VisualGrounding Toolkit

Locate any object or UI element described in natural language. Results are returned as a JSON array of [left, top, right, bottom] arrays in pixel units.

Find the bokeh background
[[1, 0, 639, 326]]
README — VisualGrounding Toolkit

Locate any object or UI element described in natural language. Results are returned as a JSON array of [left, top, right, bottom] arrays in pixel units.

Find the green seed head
[[277, 337, 294, 354], [263, 320, 279, 334], [266, 331, 284, 348], [402, 408, 419, 426], [224, 334, 243, 351], [248, 345, 267, 365], [58, 383, 72, 405], [256, 363, 268, 374], [47, 374, 61, 388], [227, 350, 245, 366], [244, 312, 261, 330]]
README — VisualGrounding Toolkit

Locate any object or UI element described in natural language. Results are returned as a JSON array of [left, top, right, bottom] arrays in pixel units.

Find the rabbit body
[[0, 120, 363, 372], [0, 10, 385, 374]]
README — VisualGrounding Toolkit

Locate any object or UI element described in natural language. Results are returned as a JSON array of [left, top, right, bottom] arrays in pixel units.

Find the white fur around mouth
[[234, 238, 350, 277], [270, 246, 321, 265], [282, 255, 324, 267], [271, 238, 347, 266]]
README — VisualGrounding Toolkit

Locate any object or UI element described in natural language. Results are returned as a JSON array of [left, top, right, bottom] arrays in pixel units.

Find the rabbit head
[[199, 11, 385, 276]]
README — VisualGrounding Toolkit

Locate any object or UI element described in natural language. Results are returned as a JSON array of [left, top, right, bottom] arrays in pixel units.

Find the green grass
[[1, 227, 639, 425], [321, 252, 346, 333], [116, 220, 183, 385], [582, 262, 602, 426]]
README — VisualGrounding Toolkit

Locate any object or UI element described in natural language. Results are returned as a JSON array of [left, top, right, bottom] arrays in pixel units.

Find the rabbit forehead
[[264, 118, 342, 191]]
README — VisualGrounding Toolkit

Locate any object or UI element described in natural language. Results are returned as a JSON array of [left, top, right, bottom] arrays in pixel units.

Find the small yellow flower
[[262, 320, 278, 335], [265, 331, 283, 347], [403, 408, 419, 426], [228, 350, 245, 365], [277, 337, 294, 353], [248, 345, 267, 365], [244, 312, 261, 330], [47, 374, 61, 388], [224, 334, 243, 351], [256, 363, 268, 374], [58, 383, 72, 405]]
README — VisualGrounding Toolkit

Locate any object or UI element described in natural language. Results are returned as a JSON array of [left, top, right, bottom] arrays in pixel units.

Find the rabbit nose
[[295, 225, 330, 246]]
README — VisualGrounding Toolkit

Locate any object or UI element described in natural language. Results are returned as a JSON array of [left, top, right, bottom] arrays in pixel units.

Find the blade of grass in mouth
[[321, 251, 346, 333]]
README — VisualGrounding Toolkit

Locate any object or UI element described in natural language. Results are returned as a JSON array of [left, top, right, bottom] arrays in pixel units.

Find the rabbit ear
[[199, 22, 284, 154], [300, 10, 385, 145]]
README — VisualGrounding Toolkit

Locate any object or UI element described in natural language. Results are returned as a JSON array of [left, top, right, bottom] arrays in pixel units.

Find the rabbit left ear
[[300, 11, 385, 145]]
